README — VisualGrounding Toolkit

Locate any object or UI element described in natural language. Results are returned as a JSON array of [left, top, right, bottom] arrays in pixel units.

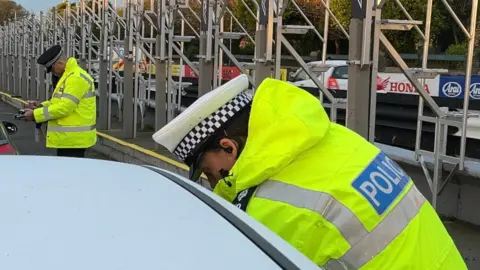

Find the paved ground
[[1, 101, 478, 268]]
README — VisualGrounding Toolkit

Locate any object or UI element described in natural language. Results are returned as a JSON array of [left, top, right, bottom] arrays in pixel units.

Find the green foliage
[[50, 1, 77, 18], [230, 0, 257, 33], [331, 0, 448, 53], [383, 0, 447, 52], [34, 0, 470, 56], [230, 0, 452, 53], [328, 0, 351, 40], [0, 0, 29, 23], [446, 42, 468, 55]]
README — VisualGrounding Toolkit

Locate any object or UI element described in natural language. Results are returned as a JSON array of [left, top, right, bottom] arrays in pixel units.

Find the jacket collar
[[55, 58, 78, 88], [64, 57, 78, 74]]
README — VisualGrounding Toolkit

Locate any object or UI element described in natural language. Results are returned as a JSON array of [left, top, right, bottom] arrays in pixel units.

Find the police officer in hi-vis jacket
[[152, 74, 466, 269], [23, 45, 97, 158]]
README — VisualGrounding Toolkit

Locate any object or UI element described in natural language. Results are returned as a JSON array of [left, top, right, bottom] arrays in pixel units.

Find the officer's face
[[198, 138, 239, 188], [51, 60, 65, 77]]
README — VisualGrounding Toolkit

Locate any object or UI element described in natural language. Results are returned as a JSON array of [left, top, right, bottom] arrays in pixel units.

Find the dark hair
[[218, 104, 251, 137], [185, 104, 251, 167], [51, 75, 60, 89], [204, 104, 251, 152]]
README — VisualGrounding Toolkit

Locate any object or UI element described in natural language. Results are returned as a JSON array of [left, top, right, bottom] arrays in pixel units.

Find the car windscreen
[[292, 69, 323, 82], [331, 66, 349, 79]]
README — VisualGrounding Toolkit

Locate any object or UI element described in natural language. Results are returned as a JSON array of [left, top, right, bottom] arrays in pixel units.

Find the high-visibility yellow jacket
[[34, 58, 97, 149], [214, 78, 466, 269]]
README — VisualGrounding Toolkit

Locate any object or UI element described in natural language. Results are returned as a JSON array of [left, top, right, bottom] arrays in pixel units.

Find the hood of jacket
[[57, 57, 80, 85], [213, 78, 331, 201]]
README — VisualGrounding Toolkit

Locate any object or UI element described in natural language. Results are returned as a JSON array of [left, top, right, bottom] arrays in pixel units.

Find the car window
[[293, 69, 322, 82], [331, 66, 349, 79]]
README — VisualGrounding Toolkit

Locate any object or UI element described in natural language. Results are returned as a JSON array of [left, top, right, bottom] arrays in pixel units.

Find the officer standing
[[152, 75, 466, 269], [23, 45, 97, 158]]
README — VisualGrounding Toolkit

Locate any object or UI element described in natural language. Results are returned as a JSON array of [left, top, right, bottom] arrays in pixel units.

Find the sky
[[17, 0, 66, 12], [17, 0, 126, 13]]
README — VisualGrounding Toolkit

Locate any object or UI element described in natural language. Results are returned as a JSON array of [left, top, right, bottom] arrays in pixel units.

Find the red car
[[0, 121, 19, 155]]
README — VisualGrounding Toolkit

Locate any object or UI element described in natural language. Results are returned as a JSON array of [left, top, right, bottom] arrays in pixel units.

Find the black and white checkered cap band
[[173, 91, 252, 162], [45, 48, 63, 68]]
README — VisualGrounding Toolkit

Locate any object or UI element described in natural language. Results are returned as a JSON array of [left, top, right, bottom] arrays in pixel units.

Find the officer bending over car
[[22, 45, 97, 158], [152, 74, 466, 269]]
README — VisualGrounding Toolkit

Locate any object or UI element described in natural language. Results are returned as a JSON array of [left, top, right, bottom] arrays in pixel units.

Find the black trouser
[[56, 148, 87, 158]]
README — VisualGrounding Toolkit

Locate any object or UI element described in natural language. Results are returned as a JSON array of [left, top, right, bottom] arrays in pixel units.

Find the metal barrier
[[383, 0, 476, 209]]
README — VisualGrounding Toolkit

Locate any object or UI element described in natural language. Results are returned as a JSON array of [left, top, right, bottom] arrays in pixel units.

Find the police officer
[[23, 45, 97, 158], [152, 75, 466, 269]]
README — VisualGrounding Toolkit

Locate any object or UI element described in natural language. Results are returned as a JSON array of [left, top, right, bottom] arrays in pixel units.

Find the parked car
[[0, 156, 322, 270], [289, 61, 382, 91], [289, 60, 348, 89], [0, 120, 18, 155], [288, 61, 480, 142]]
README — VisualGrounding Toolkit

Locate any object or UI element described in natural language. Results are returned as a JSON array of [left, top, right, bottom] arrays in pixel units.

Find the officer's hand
[[22, 109, 35, 122], [26, 100, 40, 109]]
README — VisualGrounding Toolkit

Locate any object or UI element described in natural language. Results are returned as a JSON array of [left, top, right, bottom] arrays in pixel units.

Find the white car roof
[[0, 156, 321, 270], [306, 60, 347, 67]]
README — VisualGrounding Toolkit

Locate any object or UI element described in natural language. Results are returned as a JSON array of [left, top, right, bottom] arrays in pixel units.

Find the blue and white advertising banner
[[439, 75, 480, 100]]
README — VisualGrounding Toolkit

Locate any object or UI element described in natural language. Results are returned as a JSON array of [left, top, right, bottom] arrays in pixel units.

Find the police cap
[[152, 74, 252, 181], [37, 45, 63, 73]]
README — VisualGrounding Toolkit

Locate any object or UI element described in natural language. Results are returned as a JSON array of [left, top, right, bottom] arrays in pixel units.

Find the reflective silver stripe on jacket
[[48, 125, 96, 132], [255, 180, 367, 247], [254, 179, 426, 269], [43, 106, 52, 121], [83, 91, 96, 98], [53, 91, 93, 103], [62, 93, 80, 104]]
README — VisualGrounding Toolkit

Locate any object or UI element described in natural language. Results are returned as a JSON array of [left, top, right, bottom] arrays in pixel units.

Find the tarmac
[[0, 100, 478, 268]]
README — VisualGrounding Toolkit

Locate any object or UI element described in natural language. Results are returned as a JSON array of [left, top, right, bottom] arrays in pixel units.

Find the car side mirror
[[2, 121, 18, 135]]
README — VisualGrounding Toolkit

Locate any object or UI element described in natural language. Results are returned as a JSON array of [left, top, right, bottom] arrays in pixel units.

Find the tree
[[231, 0, 330, 55], [326, 0, 351, 54], [0, 0, 29, 24], [442, 0, 470, 45], [49, 1, 78, 19], [330, 0, 448, 53]]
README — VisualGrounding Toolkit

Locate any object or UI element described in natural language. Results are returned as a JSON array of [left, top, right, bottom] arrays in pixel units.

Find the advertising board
[[439, 75, 480, 100], [183, 65, 288, 81], [376, 73, 440, 97]]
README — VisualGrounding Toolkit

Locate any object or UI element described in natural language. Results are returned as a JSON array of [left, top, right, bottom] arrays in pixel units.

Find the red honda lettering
[[406, 84, 413, 92], [424, 84, 430, 93], [389, 81, 430, 94], [390, 82, 398, 91]]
